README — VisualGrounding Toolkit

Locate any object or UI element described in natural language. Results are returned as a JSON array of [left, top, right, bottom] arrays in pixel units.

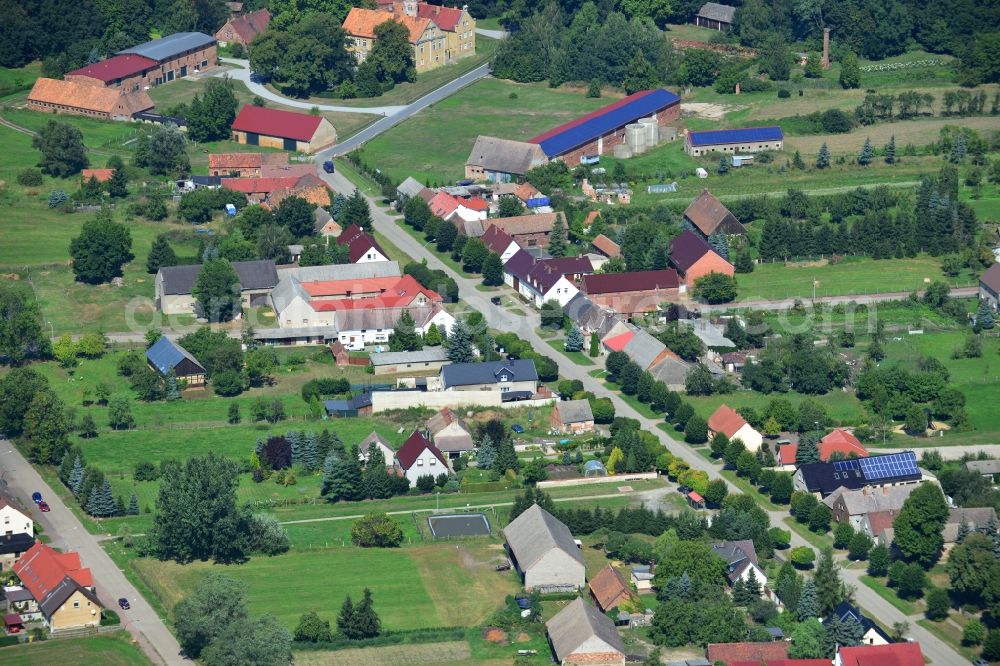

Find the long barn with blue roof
[[685, 126, 784, 157], [527, 88, 680, 167]]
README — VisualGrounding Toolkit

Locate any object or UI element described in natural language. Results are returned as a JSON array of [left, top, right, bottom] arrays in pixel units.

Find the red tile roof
[[687, 490, 704, 503], [581, 269, 679, 295], [588, 564, 635, 611], [591, 234, 621, 258], [706, 641, 788, 665], [81, 168, 114, 183], [481, 225, 514, 255], [708, 404, 748, 439], [302, 276, 402, 297], [429, 191, 460, 218], [778, 429, 868, 466], [461, 196, 489, 212], [343, 7, 431, 43], [231, 105, 324, 142], [67, 54, 158, 82], [221, 176, 299, 194], [865, 510, 899, 538], [416, 2, 463, 31], [836, 643, 923, 666], [732, 660, 829, 666], [603, 330, 634, 352], [13, 542, 94, 603], [309, 275, 440, 311], [396, 430, 446, 469]]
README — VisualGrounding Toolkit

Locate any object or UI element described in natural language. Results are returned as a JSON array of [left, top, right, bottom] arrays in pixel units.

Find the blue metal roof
[[145, 336, 203, 375], [530, 89, 680, 158], [688, 126, 783, 147], [120, 32, 215, 63]]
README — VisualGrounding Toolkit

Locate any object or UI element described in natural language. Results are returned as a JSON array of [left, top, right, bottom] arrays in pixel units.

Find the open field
[[0, 62, 43, 97], [785, 115, 1000, 154], [686, 389, 865, 427], [307, 36, 499, 109], [735, 255, 967, 301], [359, 78, 613, 184], [0, 632, 150, 666], [293, 641, 474, 666], [132, 541, 519, 632]]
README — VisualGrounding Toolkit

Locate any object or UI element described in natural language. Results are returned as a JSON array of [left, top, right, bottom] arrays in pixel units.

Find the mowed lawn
[[0, 632, 150, 666], [686, 389, 864, 428], [133, 541, 518, 632], [359, 78, 613, 184], [735, 255, 956, 301]]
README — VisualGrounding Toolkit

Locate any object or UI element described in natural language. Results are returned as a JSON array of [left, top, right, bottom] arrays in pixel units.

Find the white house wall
[[0, 505, 33, 537], [524, 549, 585, 591], [403, 448, 447, 486]]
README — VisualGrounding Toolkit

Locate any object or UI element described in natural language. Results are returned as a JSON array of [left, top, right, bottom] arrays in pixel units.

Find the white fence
[[372, 391, 555, 413], [536, 471, 659, 489]]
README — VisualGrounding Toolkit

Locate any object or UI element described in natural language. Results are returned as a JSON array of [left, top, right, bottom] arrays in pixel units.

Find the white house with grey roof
[[370, 349, 450, 376], [358, 432, 396, 467], [545, 597, 625, 666], [440, 359, 539, 397], [504, 504, 586, 592], [155, 259, 278, 315]]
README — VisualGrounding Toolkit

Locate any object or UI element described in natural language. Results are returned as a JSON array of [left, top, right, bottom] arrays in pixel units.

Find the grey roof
[[981, 263, 1000, 294], [824, 602, 891, 644], [253, 324, 338, 340], [277, 261, 401, 283], [505, 504, 585, 572], [943, 507, 998, 543], [369, 349, 449, 367], [828, 484, 918, 515], [678, 319, 735, 348], [545, 597, 625, 663], [556, 399, 593, 424], [649, 353, 691, 388], [441, 359, 538, 389], [397, 177, 425, 198], [335, 305, 442, 332], [964, 460, 1000, 475], [623, 327, 666, 370], [314, 206, 332, 229], [158, 259, 277, 295], [359, 431, 393, 455], [38, 576, 102, 618], [697, 2, 736, 23], [120, 32, 215, 62], [564, 294, 621, 334], [4, 587, 33, 603], [466, 135, 548, 176], [145, 336, 205, 375], [0, 532, 34, 555]]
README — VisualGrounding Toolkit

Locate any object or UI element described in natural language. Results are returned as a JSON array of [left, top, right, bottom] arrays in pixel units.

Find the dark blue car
[[511, 424, 525, 434]]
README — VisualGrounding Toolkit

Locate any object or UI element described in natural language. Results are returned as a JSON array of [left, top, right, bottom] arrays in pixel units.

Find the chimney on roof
[[822, 28, 831, 68]]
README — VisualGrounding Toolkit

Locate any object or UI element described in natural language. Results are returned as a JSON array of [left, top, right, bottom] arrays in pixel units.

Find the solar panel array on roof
[[688, 126, 784, 147], [530, 89, 680, 158], [833, 458, 861, 473], [145, 337, 186, 374], [860, 451, 919, 480]]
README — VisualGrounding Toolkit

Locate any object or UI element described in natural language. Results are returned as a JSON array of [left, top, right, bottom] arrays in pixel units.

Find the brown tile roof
[[581, 269, 679, 295], [221, 176, 299, 194], [591, 234, 620, 258], [221, 8, 270, 43], [588, 564, 635, 611], [29, 78, 153, 115], [513, 182, 540, 202], [683, 189, 744, 236], [708, 404, 748, 439], [481, 224, 514, 255], [490, 212, 562, 237], [267, 184, 331, 209], [343, 8, 431, 43], [706, 641, 788, 665], [670, 229, 719, 272], [209, 153, 263, 169], [981, 263, 1000, 294]]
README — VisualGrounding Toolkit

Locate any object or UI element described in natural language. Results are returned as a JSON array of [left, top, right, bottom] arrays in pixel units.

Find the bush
[[100, 609, 120, 626], [134, 461, 159, 482], [352, 512, 404, 547], [17, 168, 43, 186], [778, 88, 791, 98], [790, 546, 815, 569]]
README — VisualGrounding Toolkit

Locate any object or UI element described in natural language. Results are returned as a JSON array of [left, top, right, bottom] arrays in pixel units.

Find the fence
[[536, 471, 658, 489]]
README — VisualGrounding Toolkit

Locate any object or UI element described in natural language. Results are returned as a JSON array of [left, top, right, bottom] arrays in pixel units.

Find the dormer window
[[500, 374, 509, 382]]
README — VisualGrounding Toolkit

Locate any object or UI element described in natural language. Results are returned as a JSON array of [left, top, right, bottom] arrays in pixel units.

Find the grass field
[[0, 632, 150, 666], [735, 255, 965, 301], [786, 115, 1000, 155], [0, 62, 43, 98], [687, 388, 865, 427], [132, 541, 519, 632], [359, 78, 613, 184]]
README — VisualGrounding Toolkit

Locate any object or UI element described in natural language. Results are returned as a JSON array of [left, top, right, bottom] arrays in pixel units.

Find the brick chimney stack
[[821, 28, 831, 68]]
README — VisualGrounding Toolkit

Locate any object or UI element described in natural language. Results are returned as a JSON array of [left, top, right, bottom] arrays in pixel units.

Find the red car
[[38, 501, 50, 512]]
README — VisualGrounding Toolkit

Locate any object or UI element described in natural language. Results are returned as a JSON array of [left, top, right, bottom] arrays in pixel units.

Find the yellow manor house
[[343, 1, 476, 74]]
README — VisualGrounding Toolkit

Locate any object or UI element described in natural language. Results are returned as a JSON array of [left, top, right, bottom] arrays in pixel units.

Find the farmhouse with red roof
[[580, 269, 680, 316], [12, 542, 103, 632], [528, 89, 680, 167], [230, 105, 337, 153], [708, 404, 764, 452], [65, 54, 160, 90], [778, 429, 869, 468]]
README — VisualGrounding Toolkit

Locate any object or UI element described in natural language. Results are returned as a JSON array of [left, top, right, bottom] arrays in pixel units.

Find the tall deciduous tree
[[32, 120, 88, 176], [893, 482, 949, 567], [23, 388, 71, 464], [481, 252, 504, 286], [70, 210, 134, 284], [367, 20, 416, 88], [839, 52, 861, 89], [173, 573, 249, 658], [186, 77, 238, 142], [0, 287, 50, 365], [193, 259, 241, 322], [274, 195, 316, 238]]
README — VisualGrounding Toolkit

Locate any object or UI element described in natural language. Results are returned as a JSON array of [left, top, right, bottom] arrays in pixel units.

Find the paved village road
[[0, 443, 186, 666], [316, 171, 965, 665]]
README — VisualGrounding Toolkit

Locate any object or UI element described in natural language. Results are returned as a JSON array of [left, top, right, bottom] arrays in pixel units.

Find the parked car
[[495, 561, 511, 572], [38, 501, 50, 512], [514, 597, 532, 609], [490, 296, 501, 305], [31, 492, 42, 504], [118, 598, 130, 610], [511, 424, 525, 434], [322, 160, 334, 173]]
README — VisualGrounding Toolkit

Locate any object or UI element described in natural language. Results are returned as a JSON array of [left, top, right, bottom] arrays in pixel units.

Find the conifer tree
[[565, 326, 584, 352], [589, 332, 600, 357], [884, 135, 896, 164], [548, 215, 567, 257], [857, 138, 873, 166], [975, 299, 995, 330], [336, 595, 355, 638], [792, 151, 805, 169], [816, 143, 831, 169], [950, 133, 966, 163], [128, 493, 140, 515], [423, 323, 443, 346], [322, 455, 363, 502], [796, 431, 822, 465], [814, 548, 844, 615], [717, 155, 730, 175], [69, 455, 85, 495], [798, 579, 819, 619], [228, 402, 241, 424], [476, 435, 497, 470], [445, 318, 475, 363], [302, 433, 318, 472], [147, 234, 178, 274], [85, 478, 117, 517], [708, 231, 729, 260], [165, 371, 180, 401], [287, 431, 302, 465], [493, 437, 519, 475], [352, 588, 381, 638]]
